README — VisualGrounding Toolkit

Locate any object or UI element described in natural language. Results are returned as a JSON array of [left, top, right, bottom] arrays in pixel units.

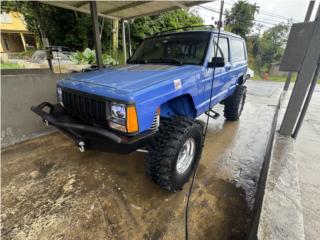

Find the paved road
[[1, 81, 281, 240]]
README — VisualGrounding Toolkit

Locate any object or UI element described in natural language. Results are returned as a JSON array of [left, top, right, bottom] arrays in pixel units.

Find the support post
[[99, 18, 105, 40], [122, 20, 127, 63], [89, 1, 103, 69], [20, 32, 27, 51], [283, 71, 292, 91], [292, 58, 320, 138], [279, 7, 320, 136], [305, 0, 316, 21], [127, 20, 132, 57], [112, 20, 119, 60], [283, 0, 315, 91]]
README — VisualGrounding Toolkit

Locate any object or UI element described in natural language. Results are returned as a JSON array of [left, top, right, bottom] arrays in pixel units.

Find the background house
[[0, 11, 36, 53]]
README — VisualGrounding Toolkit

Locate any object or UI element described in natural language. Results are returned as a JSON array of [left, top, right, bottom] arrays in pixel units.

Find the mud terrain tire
[[224, 85, 247, 121], [147, 116, 203, 192]]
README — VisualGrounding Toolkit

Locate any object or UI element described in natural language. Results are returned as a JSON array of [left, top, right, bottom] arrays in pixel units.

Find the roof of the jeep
[[147, 30, 244, 40]]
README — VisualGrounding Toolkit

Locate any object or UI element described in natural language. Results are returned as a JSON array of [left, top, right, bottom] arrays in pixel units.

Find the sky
[[193, 0, 320, 31]]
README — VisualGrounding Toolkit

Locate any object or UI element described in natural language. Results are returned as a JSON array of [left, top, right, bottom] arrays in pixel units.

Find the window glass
[[217, 38, 229, 61], [231, 39, 246, 62], [209, 37, 229, 62], [130, 32, 210, 65]]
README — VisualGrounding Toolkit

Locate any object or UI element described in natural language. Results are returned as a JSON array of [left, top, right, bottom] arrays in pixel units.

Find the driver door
[[202, 37, 231, 108]]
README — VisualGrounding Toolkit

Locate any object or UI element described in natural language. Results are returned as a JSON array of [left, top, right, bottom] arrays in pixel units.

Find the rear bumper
[[31, 102, 153, 154]]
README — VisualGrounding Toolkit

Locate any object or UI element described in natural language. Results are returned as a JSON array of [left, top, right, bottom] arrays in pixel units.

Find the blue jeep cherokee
[[32, 29, 248, 191]]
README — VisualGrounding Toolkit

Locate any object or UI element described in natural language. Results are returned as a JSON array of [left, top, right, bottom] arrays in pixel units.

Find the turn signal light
[[126, 106, 139, 133]]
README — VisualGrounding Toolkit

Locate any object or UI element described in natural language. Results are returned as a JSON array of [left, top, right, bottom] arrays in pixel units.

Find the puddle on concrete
[[1, 81, 281, 240]]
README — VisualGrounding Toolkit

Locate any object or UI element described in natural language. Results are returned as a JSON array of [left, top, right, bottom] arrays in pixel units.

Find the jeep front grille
[[62, 89, 107, 123]]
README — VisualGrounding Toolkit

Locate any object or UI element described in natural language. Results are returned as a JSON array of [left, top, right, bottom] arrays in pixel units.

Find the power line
[[253, 20, 277, 26], [200, 0, 300, 22], [196, 5, 221, 14], [224, 0, 300, 22], [255, 17, 289, 24], [196, 5, 285, 27], [259, 9, 299, 22]]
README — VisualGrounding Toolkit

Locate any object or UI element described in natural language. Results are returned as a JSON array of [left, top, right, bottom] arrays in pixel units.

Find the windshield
[[128, 32, 211, 65]]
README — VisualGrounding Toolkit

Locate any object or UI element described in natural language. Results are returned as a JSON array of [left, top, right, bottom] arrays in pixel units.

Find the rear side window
[[231, 39, 246, 62]]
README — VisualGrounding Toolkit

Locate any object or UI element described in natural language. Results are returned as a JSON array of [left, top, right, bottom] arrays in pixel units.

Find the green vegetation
[[252, 73, 320, 84], [224, 0, 290, 78], [130, 10, 203, 49], [70, 48, 117, 65], [1, 0, 298, 80], [1, 2, 202, 53], [224, 0, 259, 39], [252, 74, 289, 81], [0, 62, 24, 69], [249, 24, 289, 76], [18, 49, 36, 59]]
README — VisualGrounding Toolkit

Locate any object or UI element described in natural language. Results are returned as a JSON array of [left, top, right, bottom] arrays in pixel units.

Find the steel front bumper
[[31, 102, 153, 154]]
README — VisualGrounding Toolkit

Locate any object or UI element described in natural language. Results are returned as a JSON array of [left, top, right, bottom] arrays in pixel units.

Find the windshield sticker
[[174, 79, 182, 90]]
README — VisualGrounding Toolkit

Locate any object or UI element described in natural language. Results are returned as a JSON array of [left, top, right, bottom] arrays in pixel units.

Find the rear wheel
[[146, 116, 203, 192], [224, 85, 247, 121]]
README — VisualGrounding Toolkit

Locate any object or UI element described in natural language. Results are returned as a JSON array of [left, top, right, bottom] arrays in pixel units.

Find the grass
[[252, 73, 320, 84], [18, 49, 35, 59], [0, 62, 25, 69], [252, 74, 290, 82]]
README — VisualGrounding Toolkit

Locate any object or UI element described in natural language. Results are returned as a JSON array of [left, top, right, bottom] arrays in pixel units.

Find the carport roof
[[39, 1, 210, 20]]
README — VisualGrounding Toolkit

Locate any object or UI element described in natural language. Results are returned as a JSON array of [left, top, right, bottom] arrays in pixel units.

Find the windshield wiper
[[149, 58, 184, 66]]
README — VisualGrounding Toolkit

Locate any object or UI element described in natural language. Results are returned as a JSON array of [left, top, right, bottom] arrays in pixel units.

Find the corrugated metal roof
[[39, 1, 210, 20]]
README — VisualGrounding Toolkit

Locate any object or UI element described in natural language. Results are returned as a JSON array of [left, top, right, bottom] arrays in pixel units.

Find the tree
[[1, 1, 112, 51], [1, 2, 203, 53], [258, 24, 289, 66], [130, 10, 203, 49], [224, 0, 259, 39], [248, 23, 289, 75]]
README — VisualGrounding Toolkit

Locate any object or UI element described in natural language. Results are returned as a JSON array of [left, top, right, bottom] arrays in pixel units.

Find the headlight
[[110, 102, 126, 124], [109, 102, 138, 133], [57, 87, 63, 106], [111, 102, 126, 119]]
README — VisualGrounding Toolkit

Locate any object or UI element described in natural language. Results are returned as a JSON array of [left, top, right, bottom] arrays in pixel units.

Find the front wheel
[[146, 116, 203, 192], [224, 85, 247, 121]]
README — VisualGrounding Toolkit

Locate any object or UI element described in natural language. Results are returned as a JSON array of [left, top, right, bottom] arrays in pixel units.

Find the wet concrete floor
[[1, 81, 281, 240], [295, 86, 320, 239]]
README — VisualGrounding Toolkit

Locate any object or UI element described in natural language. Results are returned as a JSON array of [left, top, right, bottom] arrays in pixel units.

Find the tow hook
[[78, 141, 86, 153], [44, 119, 49, 126]]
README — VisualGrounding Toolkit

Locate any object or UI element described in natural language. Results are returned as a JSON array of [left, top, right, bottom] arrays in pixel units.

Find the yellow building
[[0, 11, 36, 52]]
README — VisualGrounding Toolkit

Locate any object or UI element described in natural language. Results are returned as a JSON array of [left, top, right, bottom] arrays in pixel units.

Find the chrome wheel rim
[[176, 138, 196, 174]]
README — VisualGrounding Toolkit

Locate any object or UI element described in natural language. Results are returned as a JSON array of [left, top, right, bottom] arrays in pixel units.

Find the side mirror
[[208, 57, 225, 68]]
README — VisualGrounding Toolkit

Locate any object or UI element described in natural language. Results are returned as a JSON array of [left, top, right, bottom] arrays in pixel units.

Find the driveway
[[1, 81, 282, 240]]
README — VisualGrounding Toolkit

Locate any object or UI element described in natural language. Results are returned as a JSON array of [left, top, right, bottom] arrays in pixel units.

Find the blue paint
[[57, 30, 247, 134]]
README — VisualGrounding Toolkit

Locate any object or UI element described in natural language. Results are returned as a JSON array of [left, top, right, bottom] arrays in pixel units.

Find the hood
[[67, 64, 201, 92]]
